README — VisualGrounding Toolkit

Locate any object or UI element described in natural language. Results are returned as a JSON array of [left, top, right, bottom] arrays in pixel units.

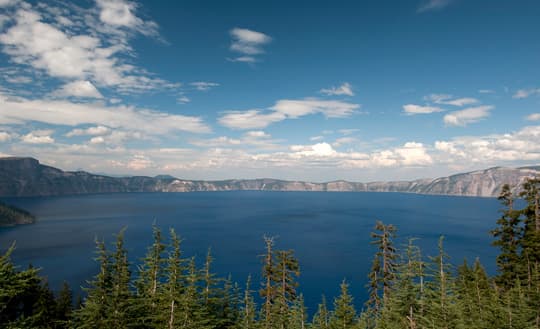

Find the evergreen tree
[[201, 248, 222, 327], [55, 281, 73, 328], [273, 249, 300, 329], [75, 238, 112, 329], [519, 178, 540, 287], [133, 225, 166, 327], [419, 237, 461, 329], [159, 228, 185, 329], [378, 238, 424, 329], [365, 221, 398, 328], [329, 280, 356, 329], [109, 228, 131, 328], [0, 244, 42, 326], [179, 257, 212, 329], [288, 293, 307, 329], [216, 274, 241, 329], [492, 184, 523, 287], [311, 295, 329, 329], [240, 275, 258, 329], [260, 236, 277, 329]]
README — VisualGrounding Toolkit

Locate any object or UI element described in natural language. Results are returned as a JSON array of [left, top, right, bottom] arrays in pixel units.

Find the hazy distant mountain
[[0, 157, 538, 198]]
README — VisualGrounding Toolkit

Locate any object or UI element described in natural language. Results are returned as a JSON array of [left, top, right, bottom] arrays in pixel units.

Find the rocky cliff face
[[0, 157, 538, 197]]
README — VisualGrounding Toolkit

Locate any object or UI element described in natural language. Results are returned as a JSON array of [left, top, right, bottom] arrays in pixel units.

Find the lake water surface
[[0, 191, 501, 311]]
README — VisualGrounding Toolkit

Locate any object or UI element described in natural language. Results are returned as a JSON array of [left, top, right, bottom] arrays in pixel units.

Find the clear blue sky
[[1, 0, 539, 181]]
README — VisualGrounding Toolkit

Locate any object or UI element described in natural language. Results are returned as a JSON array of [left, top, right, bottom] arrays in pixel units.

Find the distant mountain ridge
[[0, 157, 538, 197]]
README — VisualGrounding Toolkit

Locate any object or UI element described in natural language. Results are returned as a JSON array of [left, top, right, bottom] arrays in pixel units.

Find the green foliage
[[311, 295, 329, 329], [239, 275, 258, 329], [329, 280, 356, 329], [1, 244, 71, 328]]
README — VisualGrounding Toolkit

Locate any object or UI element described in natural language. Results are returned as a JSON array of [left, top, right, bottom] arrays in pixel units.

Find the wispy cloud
[[443, 105, 494, 126], [177, 96, 190, 104], [478, 89, 495, 94], [190, 131, 279, 150], [320, 82, 354, 96], [227, 56, 257, 63], [424, 94, 479, 106], [403, 104, 443, 115], [219, 98, 360, 130], [513, 88, 540, 99], [0, 91, 211, 135], [417, 0, 454, 13], [190, 81, 220, 91], [228, 27, 271, 63]]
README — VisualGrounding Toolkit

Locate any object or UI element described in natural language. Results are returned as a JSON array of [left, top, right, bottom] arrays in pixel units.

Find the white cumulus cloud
[[66, 125, 111, 137], [53, 80, 104, 99], [20, 129, 55, 144]]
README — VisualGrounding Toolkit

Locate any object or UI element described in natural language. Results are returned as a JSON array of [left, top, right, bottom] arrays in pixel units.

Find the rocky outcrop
[[0, 157, 538, 197]]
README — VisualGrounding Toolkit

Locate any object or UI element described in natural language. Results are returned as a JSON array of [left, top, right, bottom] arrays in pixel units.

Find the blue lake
[[0, 191, 501, 312]]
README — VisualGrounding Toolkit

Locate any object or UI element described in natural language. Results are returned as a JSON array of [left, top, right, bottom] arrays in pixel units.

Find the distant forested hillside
[[0, 201, 35, 227]]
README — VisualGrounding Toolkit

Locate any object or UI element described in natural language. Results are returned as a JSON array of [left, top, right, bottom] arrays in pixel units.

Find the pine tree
[[288, 293, 307, 329], [55, 281, 73, 328], [311, 295, 329, 329], [0, 244, 43, 326], [273, 249, 300, 329], [379, 238, 424, 329], [260, 236, 277, 329], [75, 238, 112, 328], [178, 257, 212, 329], [520, 179, 540, 283], [492, 184, 523, 288], [201, 248, 222, 327], [216, 274, 241, 329], [365, 221, 398, 327], [329, 280, 356, 329], [133, 225, 166, 326], [419, 236, 460, 329], [239, 275, 258, 329], [159, 228, 185, 329], [109, 228, 131, 328], [454, 258, 502, 328]]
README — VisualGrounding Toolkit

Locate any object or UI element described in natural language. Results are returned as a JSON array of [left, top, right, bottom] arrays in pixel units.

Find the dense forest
[[1, 178, 539, 329]]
